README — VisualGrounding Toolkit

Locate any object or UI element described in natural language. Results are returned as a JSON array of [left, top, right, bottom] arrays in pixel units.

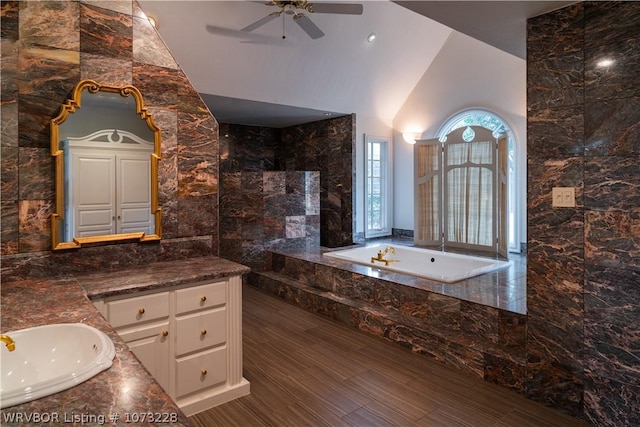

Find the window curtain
[[445, 139, 494, 247]]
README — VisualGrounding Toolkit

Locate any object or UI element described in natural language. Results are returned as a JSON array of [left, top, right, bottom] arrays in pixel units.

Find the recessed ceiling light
[[367, 33, 376, 43]]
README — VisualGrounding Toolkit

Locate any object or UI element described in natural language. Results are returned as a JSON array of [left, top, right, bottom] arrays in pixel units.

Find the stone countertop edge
[[0, 256, 250, 425]]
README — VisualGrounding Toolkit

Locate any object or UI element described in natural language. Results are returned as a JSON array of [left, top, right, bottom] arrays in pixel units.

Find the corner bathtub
[[322, 244, 511, 283]]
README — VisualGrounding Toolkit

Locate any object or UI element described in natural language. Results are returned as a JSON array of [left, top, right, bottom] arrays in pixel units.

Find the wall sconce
[[402, 132, 421, 145], [146, 13, 159, 29]]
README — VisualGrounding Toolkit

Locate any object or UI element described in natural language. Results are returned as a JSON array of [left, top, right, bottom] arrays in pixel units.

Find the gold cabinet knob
[[200, 296, 207, 302], [201, 369, 207, 376], [161, 330, 169, 337], [200, 329, 207, 336], [138, 307, 145, 315]]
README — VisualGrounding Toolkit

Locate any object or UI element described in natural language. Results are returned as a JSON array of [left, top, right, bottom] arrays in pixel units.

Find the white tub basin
[[1, 323, 116, 408]]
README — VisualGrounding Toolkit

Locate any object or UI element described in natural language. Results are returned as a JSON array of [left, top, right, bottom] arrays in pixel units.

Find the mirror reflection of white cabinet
[[63, 129, 154, 240]]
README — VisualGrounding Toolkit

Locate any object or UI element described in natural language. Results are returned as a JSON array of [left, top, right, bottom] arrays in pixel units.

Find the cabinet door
[[118, 323, 171, 394]]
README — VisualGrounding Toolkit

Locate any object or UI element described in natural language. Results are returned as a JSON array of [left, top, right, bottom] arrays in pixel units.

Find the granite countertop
[[0, 256, 250, 425]]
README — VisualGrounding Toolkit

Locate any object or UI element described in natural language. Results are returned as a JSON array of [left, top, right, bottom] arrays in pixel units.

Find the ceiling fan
[[242, 1, 363, 40]]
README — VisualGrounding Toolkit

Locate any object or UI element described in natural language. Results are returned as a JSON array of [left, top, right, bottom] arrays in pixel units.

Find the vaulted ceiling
[[138, 1, 575, 127]]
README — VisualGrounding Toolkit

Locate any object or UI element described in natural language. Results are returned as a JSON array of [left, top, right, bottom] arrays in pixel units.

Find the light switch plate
[[552, 187, 575, 207]]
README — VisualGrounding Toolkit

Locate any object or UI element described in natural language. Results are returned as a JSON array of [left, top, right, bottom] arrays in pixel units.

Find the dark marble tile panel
[[583, 374, 640, 427], [242, 240, 266, 271], [584, 1, 640, 51], [313, 263, 333, 291], [525, 352, 584, 418], [1, 146, 18, 199], [19, 1, 79, 50], [264, 216, 285, 239], [585, 37, 640, 101], [176, 70, 209, 115], [1, 39, 18, 104], [160, 198, 178, 240], [286, 171, 305, 194], [1, 199, 18, 255], [132, 15, 178, 70], [585, 209, 640, 269], [1, 1, 18, 41], [526, 2, 583, 62], [584, 304, 640, 387], [286, 193, 305, 216], [240, 193, 264, 217], [0, 101, 18, 148], [220, 171, 241, 194], [133, 62, 181, 110], [220, 238, 242, 264], [242, 171, 263, 194], [177, 193, 217, 237], [18, 46, 79, 148], [527, 106, 584, 158], [284, 256, 315, 284], [427, 293, 460, 333], [527, 55, 584, 111], [585, 96, 640, 156], [18, 199, 52, 252], [460, 302, 499, 345], [241, 215, 264, 241], [263, 171, 285, 194], [219, 192, 244, 218], [157, 236, 215, 260], [484, 353, 526, 393], [306, 215, 320, 243], [264, 193, 286, 217], [220, 215, 242, 240], [498, 311, 527, 351], [18, 147, 54, 200], [177, 113, 218, 197], [584, 157, 640, 211], [80, 52, 132, 86], [80, 3, 132, 59], [585, 264, 640, 311]]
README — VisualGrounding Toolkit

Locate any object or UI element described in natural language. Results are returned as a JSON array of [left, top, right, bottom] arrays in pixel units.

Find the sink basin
[[1, 323, 116, 408]]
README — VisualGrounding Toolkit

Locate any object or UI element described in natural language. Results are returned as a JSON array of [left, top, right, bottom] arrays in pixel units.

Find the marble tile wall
[[1, 0, 219, 281], [279, 115, 356, 248], [220, 170, 320, 271], [527, 2, 640, 425]]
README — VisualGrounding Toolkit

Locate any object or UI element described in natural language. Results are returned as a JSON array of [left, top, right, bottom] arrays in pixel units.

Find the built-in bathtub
[[322, 244, 511, 283]]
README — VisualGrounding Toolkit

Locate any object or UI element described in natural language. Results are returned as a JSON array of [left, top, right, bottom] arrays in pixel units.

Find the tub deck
[[248, 241, 528, 393]]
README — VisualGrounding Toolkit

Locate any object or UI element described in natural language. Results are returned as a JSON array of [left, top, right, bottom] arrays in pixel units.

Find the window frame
[[436, 108, 520, 253], [364, 134, 392, 238]]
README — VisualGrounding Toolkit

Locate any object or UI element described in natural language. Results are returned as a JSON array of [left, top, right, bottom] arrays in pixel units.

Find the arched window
[[437, 109, 519, 253]]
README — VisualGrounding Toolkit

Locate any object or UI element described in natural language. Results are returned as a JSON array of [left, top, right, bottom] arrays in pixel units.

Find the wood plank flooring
[[190, 285, 591, 427]]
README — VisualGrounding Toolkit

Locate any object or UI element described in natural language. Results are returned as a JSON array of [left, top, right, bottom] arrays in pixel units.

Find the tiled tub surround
[[250, 243, 528, 394], [0, 257, 249, 422]]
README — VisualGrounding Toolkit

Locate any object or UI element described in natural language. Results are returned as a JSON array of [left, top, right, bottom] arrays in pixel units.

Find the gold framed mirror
[[50, 79, 162, 250]]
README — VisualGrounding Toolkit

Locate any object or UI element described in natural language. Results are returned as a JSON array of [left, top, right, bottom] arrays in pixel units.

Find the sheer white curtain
[[445, 139, 493, 247]]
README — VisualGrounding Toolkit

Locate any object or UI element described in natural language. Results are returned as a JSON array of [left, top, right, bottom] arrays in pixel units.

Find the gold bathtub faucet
[[1, 334, 16, 352], [371, 246, 396, 266]]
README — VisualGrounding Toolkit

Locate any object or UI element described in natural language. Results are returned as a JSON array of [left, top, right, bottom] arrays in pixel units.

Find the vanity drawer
[[106, 292, 170, 328], [175, 280, 226, 315], [175, 309, 226, 356], [175, 347, 227, 398]]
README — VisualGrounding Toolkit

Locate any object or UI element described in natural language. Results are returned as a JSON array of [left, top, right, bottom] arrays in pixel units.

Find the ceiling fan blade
[[307, 3, 363, 15], [241, 12, 280, 32], [293, 13, 325, 39]]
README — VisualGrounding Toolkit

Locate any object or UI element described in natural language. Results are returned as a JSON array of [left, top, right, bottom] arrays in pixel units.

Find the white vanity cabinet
[[93, 274, 249, 416]]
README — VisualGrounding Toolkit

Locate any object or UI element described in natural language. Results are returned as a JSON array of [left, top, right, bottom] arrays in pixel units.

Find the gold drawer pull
[[200, 296, 207, 302], [138, 307, 145, 315], [200, 329, 207, 336], [201, 369, 207, 376], [162, 330, 169, 337]]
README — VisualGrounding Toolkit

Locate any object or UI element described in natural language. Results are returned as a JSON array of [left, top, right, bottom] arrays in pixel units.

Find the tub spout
[[371, 246, 397, 266], [1, 334, 15, 351]]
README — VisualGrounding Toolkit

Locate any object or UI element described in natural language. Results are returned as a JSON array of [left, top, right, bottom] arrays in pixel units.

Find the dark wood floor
[[190, 285, 590, 427]]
